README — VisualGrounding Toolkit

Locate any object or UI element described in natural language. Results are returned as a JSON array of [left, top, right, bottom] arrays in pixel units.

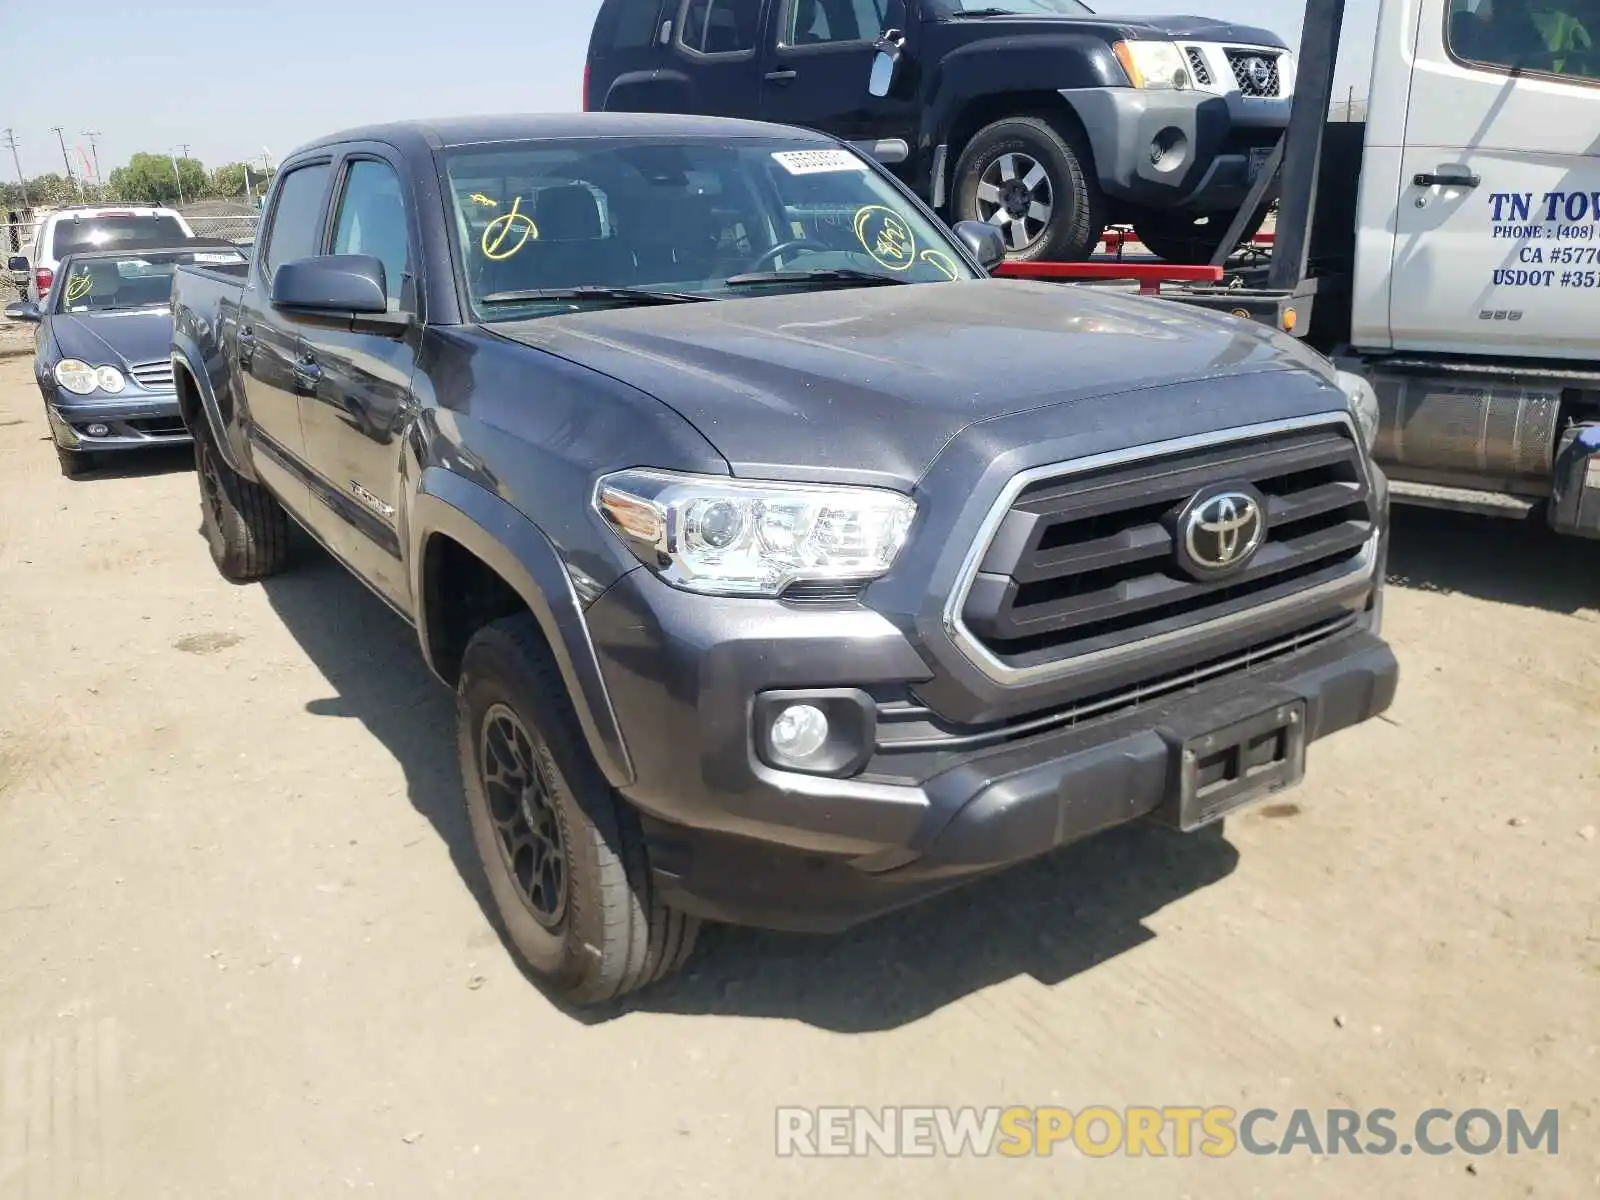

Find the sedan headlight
[[595, 469, 917, 598], [53, 359, 100, 395], [95, 365, 125, 394], [1112, 40, 1193, 90], [1336, 369, 1380, 452]]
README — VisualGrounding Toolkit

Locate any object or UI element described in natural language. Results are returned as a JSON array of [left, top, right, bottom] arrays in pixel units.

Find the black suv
[[586, 0, 1294, 263]]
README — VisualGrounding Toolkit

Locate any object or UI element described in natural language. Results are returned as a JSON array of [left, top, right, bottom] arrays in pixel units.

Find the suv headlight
[[1112, 40, 1193, 90], [595, 469, 917, 598], [1336, 370, 1380, 452]]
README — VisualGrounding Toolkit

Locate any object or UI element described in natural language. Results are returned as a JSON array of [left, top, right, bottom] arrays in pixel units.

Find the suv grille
[[956, 422, 1375, 677], [128, 361, 174, 390], [1184, 47, 1213, 86], [1226, 49, 1282, 97]]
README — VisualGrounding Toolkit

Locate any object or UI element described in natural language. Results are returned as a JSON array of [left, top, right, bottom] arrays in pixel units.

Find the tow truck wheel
[[194, 422, 292, 582], [457, 615, 700, 1005], [954, 116, 1106, 262], [1131, 206, 1270, 266]]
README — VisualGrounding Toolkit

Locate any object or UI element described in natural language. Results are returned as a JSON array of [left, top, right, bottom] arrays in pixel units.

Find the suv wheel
[[1131, 206, 1270, 266], [194, 422, 292, 582], [457, 615, 699, 1005], [953, 116, 1106, 262]]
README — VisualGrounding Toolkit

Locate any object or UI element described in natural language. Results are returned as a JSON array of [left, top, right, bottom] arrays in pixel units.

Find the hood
[[50, 310, 173, 374], [491, 280, 1330, 489], [956, 12, 1286, 48]]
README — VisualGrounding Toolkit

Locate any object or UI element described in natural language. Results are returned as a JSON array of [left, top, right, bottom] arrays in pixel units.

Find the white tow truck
[[1161, 0, 1600, 537]]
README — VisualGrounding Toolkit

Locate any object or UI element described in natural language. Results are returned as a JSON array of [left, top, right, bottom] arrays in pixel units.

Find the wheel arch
[[171, 337, 250, 477], [410, 468, 635, 790]]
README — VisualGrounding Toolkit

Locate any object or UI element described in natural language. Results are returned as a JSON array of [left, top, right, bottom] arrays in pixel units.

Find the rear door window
[[678, 0, 761, 55], [261, 163, 333, 276], [594, 0, 666, 52], [50, 215, 187, 258]]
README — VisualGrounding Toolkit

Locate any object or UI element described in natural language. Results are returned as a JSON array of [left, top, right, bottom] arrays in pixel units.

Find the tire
[[1131, 206, 1270, 266], [55, 444, 92, 478], [953, 115, 1106, 262], [457, 615, 699, 1005], [194, 420, 292, 583]]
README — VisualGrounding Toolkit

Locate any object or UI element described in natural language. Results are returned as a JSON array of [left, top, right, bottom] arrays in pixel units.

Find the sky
[[0, 0, 1380, 184]]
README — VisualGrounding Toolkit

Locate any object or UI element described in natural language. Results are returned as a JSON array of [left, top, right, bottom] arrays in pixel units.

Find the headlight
[[1112, 40, 1192, 90], [594, 469, 917, 598], [95, 365, 125, 394], [53, 359, 100, 395], [1336, 369, 1380, 452]]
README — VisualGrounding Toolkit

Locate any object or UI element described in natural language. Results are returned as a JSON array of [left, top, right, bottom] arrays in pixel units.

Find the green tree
[[107, 153, 209, 205], [211, 162, 249, 199]]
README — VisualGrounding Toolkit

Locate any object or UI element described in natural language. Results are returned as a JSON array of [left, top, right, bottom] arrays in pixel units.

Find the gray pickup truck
[[169, 112, 1397, 1004]]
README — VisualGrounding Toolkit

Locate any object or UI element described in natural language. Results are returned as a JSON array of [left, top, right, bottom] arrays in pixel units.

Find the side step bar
[[1388, 480, 1539, 519]]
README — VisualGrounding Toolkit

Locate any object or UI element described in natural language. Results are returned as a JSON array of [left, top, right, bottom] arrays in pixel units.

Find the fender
[[603, 69, 697, 115], [921, 35, 1127, 200], [410, 467, 635, 789], [171, 333, 251, 478]]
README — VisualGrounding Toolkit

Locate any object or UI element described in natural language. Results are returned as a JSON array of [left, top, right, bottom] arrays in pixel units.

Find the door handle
[[1414, 170, 1480, 189], [292, 353, 322, 396], [237, 325, 256, 369], [765, 68, 798, 82]]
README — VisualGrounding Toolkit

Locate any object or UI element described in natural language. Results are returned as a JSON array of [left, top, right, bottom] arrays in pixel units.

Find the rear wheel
[[55, 444, 92, 478], [194, 422, 292, 582], [953, 116, 1106, 263], [458, 615, 699, 1005], [1131, 206, 1270, 266]]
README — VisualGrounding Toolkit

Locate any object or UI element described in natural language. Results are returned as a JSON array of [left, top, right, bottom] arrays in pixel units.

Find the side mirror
[[868, 29, 905, 98], [7, 255, 28, 273], [953, 220, 1008, 270], [4, 300, 41, 322], [271, 254, 390, 316]]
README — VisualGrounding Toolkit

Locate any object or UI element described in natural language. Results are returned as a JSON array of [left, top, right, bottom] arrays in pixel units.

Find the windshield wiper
[[948, 8, 1018, 17], [723, 268, 912, 288], [479, 286, 710, 307]]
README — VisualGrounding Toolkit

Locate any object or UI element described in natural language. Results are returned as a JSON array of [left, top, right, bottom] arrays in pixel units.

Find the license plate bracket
[[1157, 699, 1307, 832]]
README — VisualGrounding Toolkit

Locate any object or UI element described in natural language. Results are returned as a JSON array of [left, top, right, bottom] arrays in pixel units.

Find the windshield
[[927, 0, 1093, 15], [52, 248, 244, 314], [50, 215, 188, 259], [442, 137, 979, 321]]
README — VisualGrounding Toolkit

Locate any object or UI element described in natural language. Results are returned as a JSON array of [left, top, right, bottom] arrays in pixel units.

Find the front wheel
[[953, 116, 1106, 262], [1131, 206, 1270, 266], [457, 615, 699, 1005]]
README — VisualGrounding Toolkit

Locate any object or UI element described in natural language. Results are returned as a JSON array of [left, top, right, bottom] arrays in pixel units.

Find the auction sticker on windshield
[[772, 150, 868, 176]]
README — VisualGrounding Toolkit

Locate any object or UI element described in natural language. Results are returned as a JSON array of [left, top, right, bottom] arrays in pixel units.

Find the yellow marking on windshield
[[852, 205, 917, 272], [64, 274, 92, 303], [919, 249, 960, 281], [469, 193, 499, 208], [481, 196, 539, 261]]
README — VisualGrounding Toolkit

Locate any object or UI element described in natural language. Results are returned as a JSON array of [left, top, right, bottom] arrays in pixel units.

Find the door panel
[[668, 0, 767, 116], [297, 156, 419, 611], [1389, 0, 1600, 357], [761, 0, 915, 146]]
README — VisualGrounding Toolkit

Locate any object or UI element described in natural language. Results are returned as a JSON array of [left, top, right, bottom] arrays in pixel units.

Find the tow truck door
[[1387, 0, 1600, 357]]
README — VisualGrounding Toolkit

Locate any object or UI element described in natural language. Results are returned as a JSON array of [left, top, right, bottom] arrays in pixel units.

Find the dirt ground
[[0, 355, 1595, 1199]]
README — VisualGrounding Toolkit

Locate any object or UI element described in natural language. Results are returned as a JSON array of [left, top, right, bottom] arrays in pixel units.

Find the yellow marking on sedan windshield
[[64, 274, 92, 303], [920, 249, 960, 281], [469, 193, 499, 208], [481, 196, 538, 261], [853, 205, 916, 271]]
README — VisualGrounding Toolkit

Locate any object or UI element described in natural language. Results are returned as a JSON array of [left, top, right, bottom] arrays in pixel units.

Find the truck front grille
[[1226, 49, 1283, 97], [1185, 47, 1213, 86], [952, 419, 1376, 682]]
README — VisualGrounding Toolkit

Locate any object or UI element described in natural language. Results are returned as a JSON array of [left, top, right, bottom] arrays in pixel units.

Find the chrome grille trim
[[128, 360, 175, 389], [943, 413, 1378, 688]]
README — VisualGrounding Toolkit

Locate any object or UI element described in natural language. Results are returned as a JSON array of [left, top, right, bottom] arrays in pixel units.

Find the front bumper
[[1061, 86, 1286, 213], [587, 567, 1396, 933], [46, 390, 191, 452]]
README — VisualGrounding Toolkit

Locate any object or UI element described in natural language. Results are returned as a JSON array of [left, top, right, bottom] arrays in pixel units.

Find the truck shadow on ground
[[259, 542, 1240, 1032], [1385, 506, 1600, 615]]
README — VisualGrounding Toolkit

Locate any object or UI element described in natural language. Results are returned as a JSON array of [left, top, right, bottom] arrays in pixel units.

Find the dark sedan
[[4, 238, 247, 477]]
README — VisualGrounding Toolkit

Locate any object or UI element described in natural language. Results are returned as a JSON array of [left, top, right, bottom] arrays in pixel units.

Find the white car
[[8, 206, 195, 305]]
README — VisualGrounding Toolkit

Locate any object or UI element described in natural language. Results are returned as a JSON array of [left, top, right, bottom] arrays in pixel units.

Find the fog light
[[769, 704, 829, 761], [85, 423, 110, 437]]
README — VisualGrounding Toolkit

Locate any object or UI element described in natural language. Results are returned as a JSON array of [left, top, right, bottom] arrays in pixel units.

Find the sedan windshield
[[443, 137, 979, 321], [53, 247, 244, 314]]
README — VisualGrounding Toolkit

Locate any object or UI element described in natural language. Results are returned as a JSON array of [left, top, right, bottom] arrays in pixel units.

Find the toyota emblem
[[1245, 56, 1273, 91], [1177, 485, 1268, 580]]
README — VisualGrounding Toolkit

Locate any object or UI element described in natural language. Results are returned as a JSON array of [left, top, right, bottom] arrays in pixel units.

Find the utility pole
[[51, 126, 83, 199], [0, 129, 28, 209], [170, 144, 191, 206], [81, 130, 102, 185], [1346, 85, 1356, 121]]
